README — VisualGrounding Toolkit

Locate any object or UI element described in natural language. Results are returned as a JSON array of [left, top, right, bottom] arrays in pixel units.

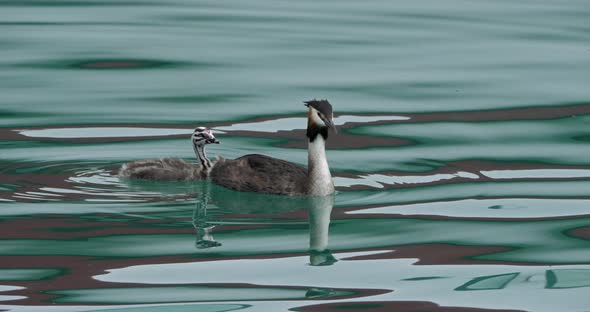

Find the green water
[[1, 1, 590, 311]]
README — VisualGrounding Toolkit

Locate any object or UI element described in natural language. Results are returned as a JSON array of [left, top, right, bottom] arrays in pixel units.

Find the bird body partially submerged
[[119, 158, 203, 181], [210, 154, 308, 195]]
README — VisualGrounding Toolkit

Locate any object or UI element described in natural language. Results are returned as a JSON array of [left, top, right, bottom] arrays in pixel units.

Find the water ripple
[[0, 161, 197, 203], [18, 58, 195, 70]]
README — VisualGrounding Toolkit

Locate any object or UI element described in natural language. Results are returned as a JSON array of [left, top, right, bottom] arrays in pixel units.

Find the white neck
[[307, 135, 334, 195]]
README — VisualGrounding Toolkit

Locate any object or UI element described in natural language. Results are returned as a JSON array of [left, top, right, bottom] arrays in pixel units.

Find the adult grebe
[[118, 127, 219, 181], [210, 99, 336, 196]]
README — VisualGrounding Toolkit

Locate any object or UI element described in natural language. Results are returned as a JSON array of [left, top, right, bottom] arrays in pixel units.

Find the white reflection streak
[[335, 171, 479, 188], [93, 252, 590, 312], [336, 168, 590, 189], [346, 198, 590, 218], [481, 169, 590, 179], [16, 127, 193, 139], [39, 187, 159, 198], [215, 115, 410, 132], [0, 285, 26, 302], [68, 176, 122, 186]]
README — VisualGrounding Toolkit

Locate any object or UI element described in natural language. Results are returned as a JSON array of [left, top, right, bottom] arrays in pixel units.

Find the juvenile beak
[[204, 129, 220, 144]]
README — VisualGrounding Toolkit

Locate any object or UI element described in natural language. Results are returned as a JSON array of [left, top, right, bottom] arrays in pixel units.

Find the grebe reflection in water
[[191, 189, 337, 266]]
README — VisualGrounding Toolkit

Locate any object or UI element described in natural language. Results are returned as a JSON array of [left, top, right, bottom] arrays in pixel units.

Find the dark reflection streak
[[455, 272, 519, 291], [68, 59, 189, 70], [164, 14, 297, 24], [13, 59, 210, 71], [140, 94, 256, 104], [292, 300, 526, 312], [0, 22, 153, 26], [0, 1, 155, 7], [407, 103, 590, 123], [572, 134, 590, 142], [563, 225, 590, 241]]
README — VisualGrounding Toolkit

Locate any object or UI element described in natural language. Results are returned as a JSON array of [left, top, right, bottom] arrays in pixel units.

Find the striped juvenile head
[[192, 127, 219, 146]]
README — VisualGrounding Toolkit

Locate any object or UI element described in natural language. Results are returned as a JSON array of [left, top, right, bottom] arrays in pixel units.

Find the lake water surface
[[1, 1, 590, 311]]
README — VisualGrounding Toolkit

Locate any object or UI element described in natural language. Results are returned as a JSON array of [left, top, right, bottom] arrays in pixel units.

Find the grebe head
[[192, 127, 219, 147], [304, 99, 336, 133], [191, 127, 218, 170], [304, 99, 336, 142]]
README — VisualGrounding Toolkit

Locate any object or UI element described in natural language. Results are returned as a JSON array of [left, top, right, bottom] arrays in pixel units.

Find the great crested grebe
[[118, 127, 219, 181], [210, 99, 336, 196]]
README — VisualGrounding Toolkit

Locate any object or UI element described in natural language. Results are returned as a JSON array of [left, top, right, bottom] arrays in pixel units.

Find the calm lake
[[1, 1, 590, 311]]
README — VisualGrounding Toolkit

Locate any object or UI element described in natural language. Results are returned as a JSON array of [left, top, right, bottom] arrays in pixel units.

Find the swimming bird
[[118, 127, 219, 181], [210, 99, 337, 196]]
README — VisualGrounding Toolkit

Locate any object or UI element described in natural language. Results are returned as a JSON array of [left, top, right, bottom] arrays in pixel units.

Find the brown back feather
[[210, 154, 307, 195]]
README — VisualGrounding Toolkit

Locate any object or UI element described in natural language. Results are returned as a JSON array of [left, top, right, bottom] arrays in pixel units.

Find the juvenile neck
[[193, 144, 212, 171], [307, 134, 334, 196]]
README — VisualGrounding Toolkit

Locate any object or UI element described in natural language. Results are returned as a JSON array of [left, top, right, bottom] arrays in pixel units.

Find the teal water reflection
[[1, 0, 590, 311]]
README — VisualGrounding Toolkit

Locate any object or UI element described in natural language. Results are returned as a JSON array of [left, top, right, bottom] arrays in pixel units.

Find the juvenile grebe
[[210, 99, 336, 196], [118, 127, 219, 181]]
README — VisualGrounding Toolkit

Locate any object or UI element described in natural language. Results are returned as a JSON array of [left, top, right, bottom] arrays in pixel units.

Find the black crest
[[304, 99, 333, 117]]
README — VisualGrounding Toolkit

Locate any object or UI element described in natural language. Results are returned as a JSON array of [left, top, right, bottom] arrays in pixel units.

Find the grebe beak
[[325, 117, 337, 134]]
